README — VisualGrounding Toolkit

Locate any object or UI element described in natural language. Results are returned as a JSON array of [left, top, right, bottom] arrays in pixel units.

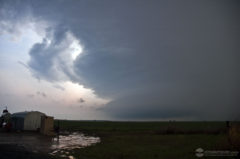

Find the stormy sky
[[0, 0, 239, 120]]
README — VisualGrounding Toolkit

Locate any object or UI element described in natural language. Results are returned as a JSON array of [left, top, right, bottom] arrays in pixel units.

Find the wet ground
[[0, 131, 100, 159], [0, 144, 52, 159]]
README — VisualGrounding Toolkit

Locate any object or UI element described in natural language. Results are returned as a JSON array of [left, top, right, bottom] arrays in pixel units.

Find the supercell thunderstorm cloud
[[0, 0, 239, 120]]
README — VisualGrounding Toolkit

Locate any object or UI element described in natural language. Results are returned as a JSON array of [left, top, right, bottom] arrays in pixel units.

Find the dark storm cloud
[[0, 0, 32, 36], [28, 26, 78, 82], [1, 0, 239, 120]]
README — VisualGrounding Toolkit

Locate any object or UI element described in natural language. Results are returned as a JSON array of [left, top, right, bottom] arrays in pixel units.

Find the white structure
[[12, 111, 46, 131]]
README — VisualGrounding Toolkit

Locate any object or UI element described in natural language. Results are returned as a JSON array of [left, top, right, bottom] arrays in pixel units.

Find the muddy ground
[[0, 144, 53, 159]]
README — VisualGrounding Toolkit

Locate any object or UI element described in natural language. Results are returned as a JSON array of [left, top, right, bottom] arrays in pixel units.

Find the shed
[[11, 111, 46, 131], [40, 116, 55, 136]]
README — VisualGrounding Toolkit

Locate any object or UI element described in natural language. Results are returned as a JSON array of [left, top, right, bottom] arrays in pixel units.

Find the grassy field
[[55, 121, 237, 159]]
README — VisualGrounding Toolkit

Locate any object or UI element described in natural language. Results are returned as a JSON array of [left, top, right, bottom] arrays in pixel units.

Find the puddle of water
[[50, 132, 100, 156], [0, 131, 100, 158]]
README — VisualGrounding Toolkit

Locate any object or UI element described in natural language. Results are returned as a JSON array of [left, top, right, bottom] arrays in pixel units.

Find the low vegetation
[[54, 121, 239, 159]]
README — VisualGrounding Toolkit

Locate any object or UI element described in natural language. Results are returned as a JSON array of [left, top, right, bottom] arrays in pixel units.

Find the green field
[[54, 121, 237, 159]]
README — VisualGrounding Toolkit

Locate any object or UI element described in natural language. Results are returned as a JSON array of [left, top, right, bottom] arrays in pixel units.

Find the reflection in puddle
[[50, 132, 100, 157], [0, 132, 100, 159]]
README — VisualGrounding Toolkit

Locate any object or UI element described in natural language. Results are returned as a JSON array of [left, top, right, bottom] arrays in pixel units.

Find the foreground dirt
[[0, 144, 53, 159]]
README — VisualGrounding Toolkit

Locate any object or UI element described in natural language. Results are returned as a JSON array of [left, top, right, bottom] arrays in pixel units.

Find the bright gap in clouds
[[70, 40, 83, 60]]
